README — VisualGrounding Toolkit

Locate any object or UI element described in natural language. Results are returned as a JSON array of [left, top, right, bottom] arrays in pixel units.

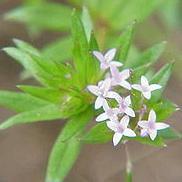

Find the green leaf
[[148, 99, 177, 121], [0, 90, 49, 112], [13, 38, 40, 56], [158, 127, 182, 140], [17, 85, 63, 103], [46, 107, 93, 182], [46, 135, 81, 182], [42, 37, 72, 63], [117, 22, 135, 62], [125, 41, 166, 68], [0, 104, 65, 129], [81, 6, 93, 41], [150, 63, 173, 102], [5, 2, 72, 32]]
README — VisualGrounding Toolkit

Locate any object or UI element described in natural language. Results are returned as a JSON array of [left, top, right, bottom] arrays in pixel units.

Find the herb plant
[[0, 1, 181, 182]]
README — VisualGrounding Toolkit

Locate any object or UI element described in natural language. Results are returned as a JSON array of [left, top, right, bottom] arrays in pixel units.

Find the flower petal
[[104, 48, 116, 62], [140, 129, 148, 137], [143, 91, 151, 99], [150, 84, 162, 91], [95, 97, 104, 109], [106, 121, 118, 132], [113, 132, 123, 146], [138, 120, 148, 128], [149, 129, 157, 140], [141, 76, 149, 87], [119, 80, 131, 90], [120, 69, 130, 80], [110, 66, 120, 80], [96, 113, 108, 122], [93, 51, 105, 63], [120, 115, 130, 128], [110, 61, 123, 67], [103, 100, 110, 111], [87, 85, 99, 96], [125, 95, 131, 105], [123, 128, 136, 137], [125, 107, 135, 117], [156, 123, 169, 130], [132, 84, 142, 91], [106, 91, 119, 99], [148, 109, 156, 122]]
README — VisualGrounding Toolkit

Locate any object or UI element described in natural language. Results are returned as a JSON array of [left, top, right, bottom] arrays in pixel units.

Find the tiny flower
[[87, 78, 118, 109], [107, 115, 136, 146], [138, 109, 169, 140], [96, 101, 119, 122], [132, 76, 161, 99], [110, 66, 131, 90], [93, 48, 123, 70], [114, 94, 135, 117]]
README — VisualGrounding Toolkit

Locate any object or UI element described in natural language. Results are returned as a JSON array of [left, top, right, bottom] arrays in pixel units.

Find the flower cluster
[[87, 48, 170, 146]]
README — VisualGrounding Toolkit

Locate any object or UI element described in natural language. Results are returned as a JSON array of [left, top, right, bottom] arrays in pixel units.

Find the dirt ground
[[0, 1, 182, 182]]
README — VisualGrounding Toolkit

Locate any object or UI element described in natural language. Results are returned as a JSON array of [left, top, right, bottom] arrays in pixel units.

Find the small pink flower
[[132, 76, 161, 99], [93, 48, 123, 70], [114, 94, 135, 117], [96, 101, 119, 122], [107, 115, 136, 146], [110, 66, 131, 90], [138, 109, 169, 140], [87, 78, 118, 109]]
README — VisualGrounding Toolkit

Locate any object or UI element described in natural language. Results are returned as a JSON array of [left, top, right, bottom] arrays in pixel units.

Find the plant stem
[[124, 143, 132, 182]]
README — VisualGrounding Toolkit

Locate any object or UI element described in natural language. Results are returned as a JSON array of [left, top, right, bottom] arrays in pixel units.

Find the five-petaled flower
[[107, 115, 136, 146], [114, 94, 135, 117], [110, 66, 131, 90], [87, 78, 117, 109], [132, 76, 161, 99], [93, 48, 123, 70], [96, 101, 119, 122], [138, 109, 169, 140]]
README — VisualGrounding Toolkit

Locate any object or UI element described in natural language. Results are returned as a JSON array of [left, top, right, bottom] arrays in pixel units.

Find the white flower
[[110, 66, 131, 90], [93, 48, 123, 70], [132, 76, 161, 99], [138, 109, 169, 140], [96, 101, 119, 122], [107, 115, 136, 146], [87, 78, 118, 109], [114, 94, 135, 117]]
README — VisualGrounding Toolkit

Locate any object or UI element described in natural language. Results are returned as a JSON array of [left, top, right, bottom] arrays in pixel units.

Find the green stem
[[124, 143, 132, 182]]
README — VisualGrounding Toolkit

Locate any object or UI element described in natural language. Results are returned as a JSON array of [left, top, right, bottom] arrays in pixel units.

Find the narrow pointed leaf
[[0, 90, 49, 112]]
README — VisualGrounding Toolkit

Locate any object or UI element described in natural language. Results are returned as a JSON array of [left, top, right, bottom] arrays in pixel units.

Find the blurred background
[[0, 0, 182, 181]]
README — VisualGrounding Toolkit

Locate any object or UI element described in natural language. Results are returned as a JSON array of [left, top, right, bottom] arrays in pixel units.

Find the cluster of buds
[[87, 48, 170, 146]]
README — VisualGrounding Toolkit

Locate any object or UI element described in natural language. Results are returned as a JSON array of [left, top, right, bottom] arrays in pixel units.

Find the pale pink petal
[[110, 61, 123, 67], [143, 91, 151, 99], [141, 129, 148, 137], [125, 107, 135, 117], [93, 51, 105, 63], [106, 121, 118, 132], [125, 95, 131, 105], [113, 132, 123, 146], [102, 78, 111, 92], [110, 66, 120, 79], [104, 48, 116, 62], [156, 123, 169, 130], [100, 62, 108, 70], [96, 113, 108, 122], [150, 84, 162, 91], [119, 80, 131, 90], [138, 120, 148, 128], [141, 76, 149, 87], [123, 128, 136, 137], [113, 108, 120, 115], [103, 100, 110, 111], [148, 109, 156, 122], [149, 129, 157, 140], [87, 85, 99, 96], [120, 115, 130, 128], [120, 69, 130, 80], [106, 91, 119, 99], [132, 84, 142, 91], [95, 97, 104, 109]]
